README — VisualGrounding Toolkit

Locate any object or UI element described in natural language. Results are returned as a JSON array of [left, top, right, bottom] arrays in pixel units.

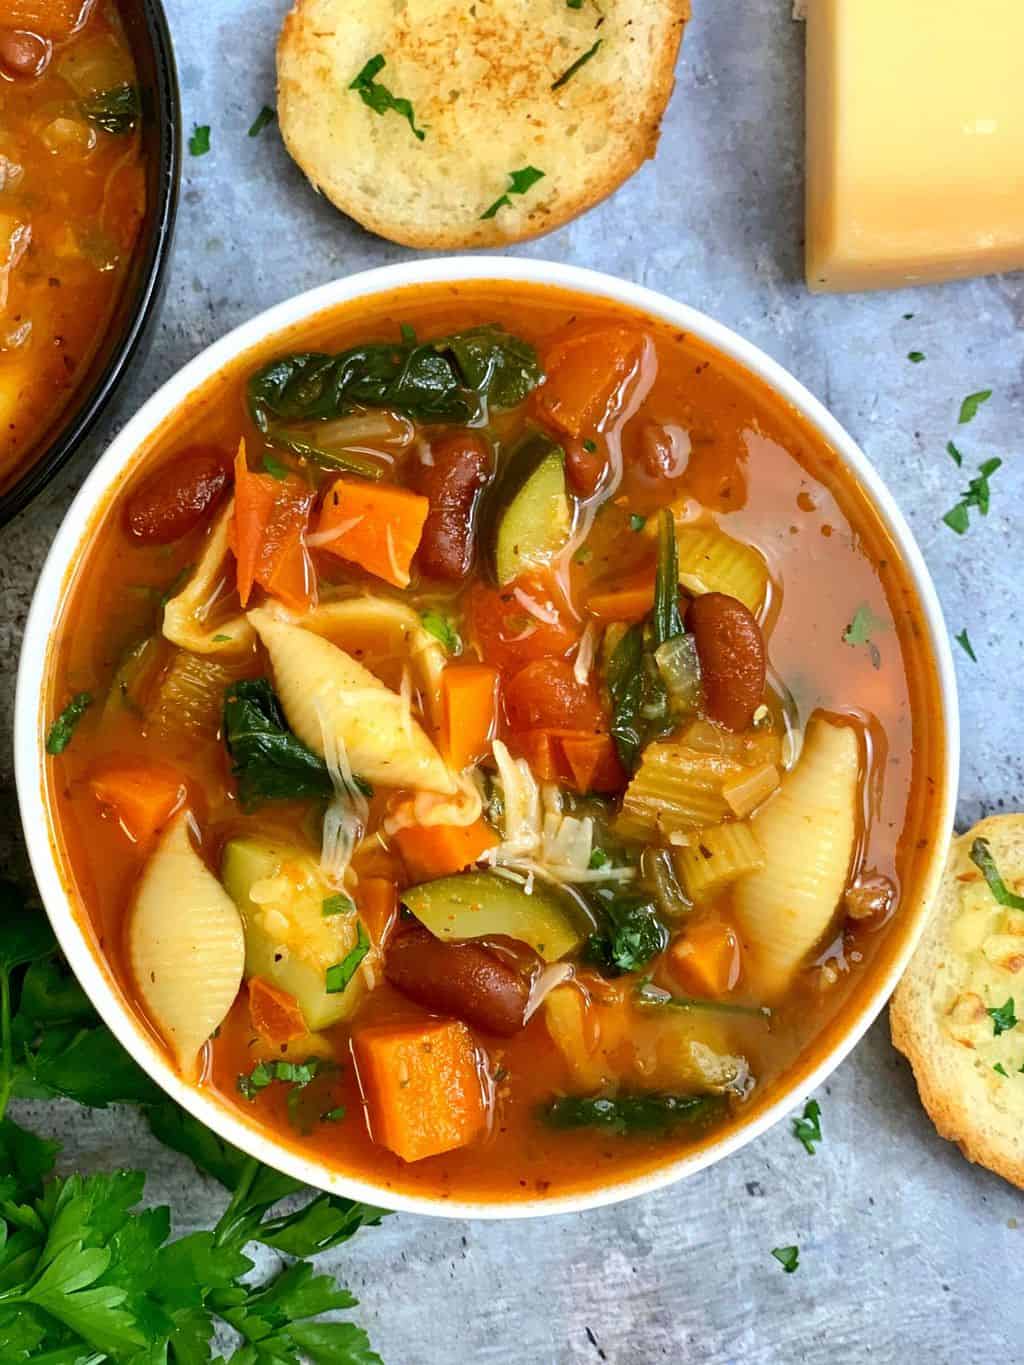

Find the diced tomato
[[465, 571, 580, 671], [504, 658, 606, 732], [232, 442, 316, 613]]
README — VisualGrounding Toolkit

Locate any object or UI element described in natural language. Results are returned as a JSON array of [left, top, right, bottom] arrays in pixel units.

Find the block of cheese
[[806, 0, 1024, 293]]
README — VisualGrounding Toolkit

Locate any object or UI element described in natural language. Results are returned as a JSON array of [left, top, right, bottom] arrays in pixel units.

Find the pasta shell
[[162, 500, 253, 657], [733, 716, 859, 999], [249, 607, 455, 794], [128, 813, 245, 1078]]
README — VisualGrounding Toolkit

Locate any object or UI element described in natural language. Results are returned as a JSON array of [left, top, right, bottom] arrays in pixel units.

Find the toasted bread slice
[[276, 0, 690, 249], [891, 814, 1024, 1189]]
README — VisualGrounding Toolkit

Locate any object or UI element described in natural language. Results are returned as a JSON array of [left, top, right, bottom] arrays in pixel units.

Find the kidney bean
[[686, 592, 766, 731], [124, 445, 232, 544], [565, 437, 607, 497], [384, 925, 530, 1036], [410, 433, 490, 580], [0, 29, 51, 79]]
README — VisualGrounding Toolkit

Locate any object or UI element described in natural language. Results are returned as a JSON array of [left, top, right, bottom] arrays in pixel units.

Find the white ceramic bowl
[[15, 258, 960, 1219]]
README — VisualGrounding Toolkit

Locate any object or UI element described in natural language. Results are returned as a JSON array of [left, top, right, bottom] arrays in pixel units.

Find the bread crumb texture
[[892, 814, 1024, 1189], [276, 0, 690, 248]]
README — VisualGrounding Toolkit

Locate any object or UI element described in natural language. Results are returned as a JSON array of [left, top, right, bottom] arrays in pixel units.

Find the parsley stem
[[213, 1154, 260, 1248]]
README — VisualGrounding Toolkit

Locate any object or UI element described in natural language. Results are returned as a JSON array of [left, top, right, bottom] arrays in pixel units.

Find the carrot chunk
[[535, 326, 647, 438], [354, 1017, 487, 1162], [314, 478, 429, 589], [89, 762, 186, 846], [668, 920, 742, 997], [393, 819, 498, 883], [507, 729, 626, 794], [248, 977, 309, 1046], [441, 664, 500, 770], [357, 877, 399, 951], [232, 441, 316, 613], [510, 730, 563, 782], [585, 569, 656, 623]]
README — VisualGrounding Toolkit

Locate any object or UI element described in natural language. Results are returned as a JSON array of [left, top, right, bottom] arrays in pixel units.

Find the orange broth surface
[[44, 281, 946, 1203], [0, 0, 147, 488]]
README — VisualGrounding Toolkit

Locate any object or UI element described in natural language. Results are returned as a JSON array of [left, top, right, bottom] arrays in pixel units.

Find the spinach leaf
[[325, 922, 371, 995], [653, 506, 683, 646], [606, 625, 671, 770], [583, 891, 668, 976], [247, 324, 541, 434], [541, 1091, 723, 1136], [45, 691, 93, 755], [80, 83, 139, 134], [222, 678, 333, 810]]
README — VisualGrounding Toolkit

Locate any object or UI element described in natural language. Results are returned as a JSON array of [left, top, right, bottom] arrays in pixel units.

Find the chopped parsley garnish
[[994, 1062, 1009, 1077], [946, 440, 963, 467], [481, 166, 546, 219], [969, 838, 1024, 911], [629, 514, 647, 532], [792, 1098, 822, 1155], [583, 892, 668, 976], [958, 389, 992, 424], [583, 438, 597, 452], [237, 1056, 327, 1101], [551, 38, 603, 91], [248, 104, 276, 137], [211, 632, 233, 643], [236, 1055, 342, 1131], [902, 312, 914, 320], [188, 123, 211, 156], [772, 1245, 800, 1274], [46, 692, 93, 755], [322, 893, 356, 917], [907, 351, 925, 363], [567, 0, 584, 7], [574, 545, 593, 564], [322, 1105, 347, 1121], [986, 997, 1019, 1037], [420, 609, 462, 654], [842, 604, 884, 668], [588, 848, 610, 870], [326, 921, 371, 994], [261, 452, 290, 479], [349, 54, 425, 141], [954, 628, 977, 662], [942, 458, 1001, 534], [80, 83, 139, 135]]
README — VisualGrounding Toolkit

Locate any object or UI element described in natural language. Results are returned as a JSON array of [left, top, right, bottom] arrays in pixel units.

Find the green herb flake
[[842, 604, 885, 667], [958, 389, 992, 424], [322, 893, 356, 917], [542, 1091, 722, 1136], [574, 545, 593, 565], [80, 82, 139, 134], [772, 1245, 800, 1274], [322, 1105, 347, 1122], [567, 0, 584, 7], [188, 123, 211, 156], [481, 165, 546, 220], [902, 312, 915, 320], [248, 104, 276, 137], [994, 1062, 1009, 1077], [349, 53, 425, 141], [907, 351, 926, 363], [630, 514, 647, 533], [45, 692, 93, 755], [588, 848, 609, 870], [954, 628, 977, 662], [326, 921, 371, 994], [584, 893, 668, 977], [211, 633, 233, 643], [420, 609, 462, 654], [792, 1098, 822, 1155], [969, 838, 1024, 911], [946, 440, 963, 467], [583, 438, 597, 452], [551, 38, 603, 91], [986, 997, 1019, 1037], [943, 456, 1003, 533], [262, 452, 290, 480]]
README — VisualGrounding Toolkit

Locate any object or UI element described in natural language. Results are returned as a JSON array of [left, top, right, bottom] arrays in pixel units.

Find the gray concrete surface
[[7, 1, 1024, 1360]]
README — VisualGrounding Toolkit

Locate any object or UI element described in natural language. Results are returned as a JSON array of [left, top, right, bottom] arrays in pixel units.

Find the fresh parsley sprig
[[350, 54, 425, 141], [942, 457, 1002, 534]]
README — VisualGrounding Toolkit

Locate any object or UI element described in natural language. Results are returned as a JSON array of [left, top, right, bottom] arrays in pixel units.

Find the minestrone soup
[[44, 282, 945, 1202], [0, 0, 147, 488]]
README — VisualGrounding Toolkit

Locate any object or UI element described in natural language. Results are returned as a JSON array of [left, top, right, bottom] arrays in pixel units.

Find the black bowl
[[0, 0, 180, 526]]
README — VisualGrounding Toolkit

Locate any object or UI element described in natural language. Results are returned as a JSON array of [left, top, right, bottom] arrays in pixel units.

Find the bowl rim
[[14, 257, 961, 1220], [0, 0, 181, 528]]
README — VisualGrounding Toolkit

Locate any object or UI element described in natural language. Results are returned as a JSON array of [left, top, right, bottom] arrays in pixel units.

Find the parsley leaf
[[588, 847, 610, 870], [248, 104, 276, 137], [792, 1098, 822, 1154], [842, 604, 885, 668], [45, 691, 93, 755], [421, 609, 462, 654], [954, 628, 977, 661], [188, 123, 211, 156], [80, 83, 139, 134], [772, 1245, 800, 1273], [630, 513, 647, 532], [943, 456, 1003, 533], [958, 389, 992, 424], [323, 892, 356, 917], [350, 53, 425, 141], [583, 891, 668, 976], [551, 38, 603, 90], [994, 1062, 1009, 1077], [986, 997, 1018, 1037], [907, 351, 925, 363], [481, 165, 546, 219], [326, 921, 371, 993], [969, 838, 1024, 910], [946, 440, 963, 467]]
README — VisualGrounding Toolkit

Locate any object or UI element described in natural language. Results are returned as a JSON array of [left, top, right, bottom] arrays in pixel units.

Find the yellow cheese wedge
[[806, 0, 1024, 292]]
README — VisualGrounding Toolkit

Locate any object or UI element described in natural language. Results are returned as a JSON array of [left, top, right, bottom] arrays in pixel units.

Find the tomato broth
[[44, 281, 945, 1203]]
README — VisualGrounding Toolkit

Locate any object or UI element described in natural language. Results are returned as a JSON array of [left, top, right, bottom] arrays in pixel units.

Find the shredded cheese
[[511, 585, 561, 627], [573, 620, 600, 686]]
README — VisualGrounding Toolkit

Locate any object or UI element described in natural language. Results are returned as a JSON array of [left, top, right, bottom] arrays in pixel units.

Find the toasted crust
[[892, 814, 1024, 1189], [276, 0, 690, 249]]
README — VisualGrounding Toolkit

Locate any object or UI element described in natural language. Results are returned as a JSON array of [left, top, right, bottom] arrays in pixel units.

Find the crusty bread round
[[276, 0, 690, 249], [892, 814, 1024, 1189]]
